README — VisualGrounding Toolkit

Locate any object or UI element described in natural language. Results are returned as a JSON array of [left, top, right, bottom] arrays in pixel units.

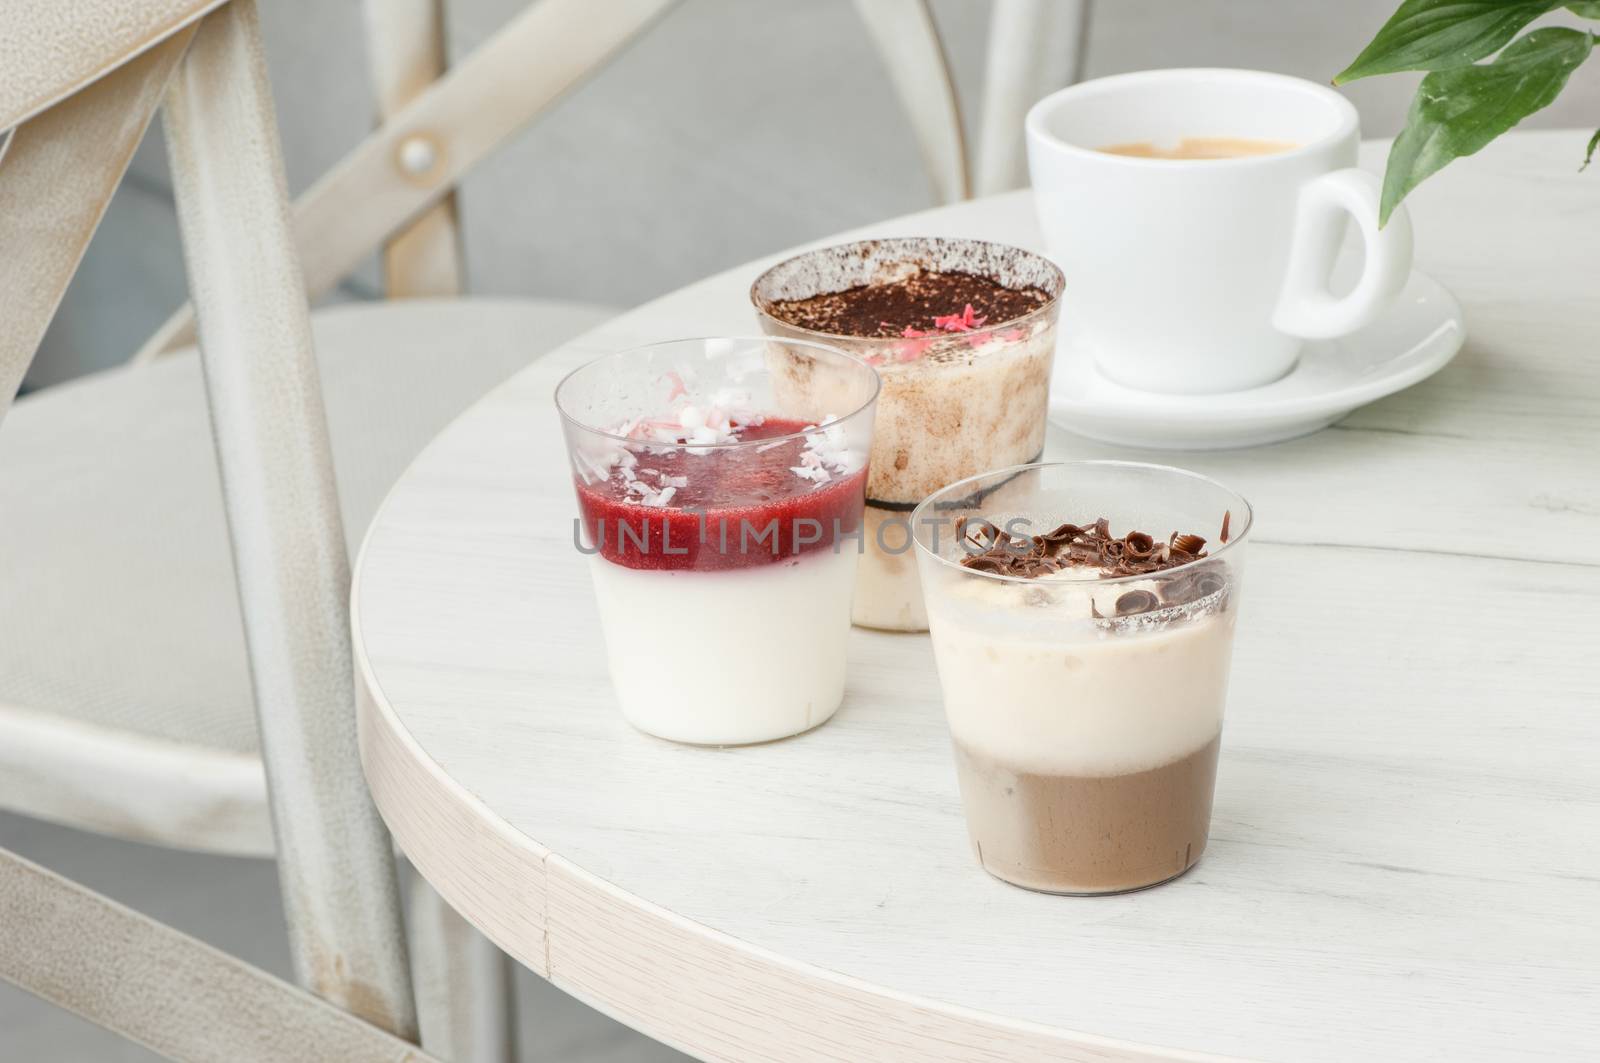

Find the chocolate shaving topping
[[1115, 590, 1160, 616], [1157, 564, 1228, 607], [1067, 542, 1099, 564], [957, 515, 1221, 582], [1219, 510, 1232, 544], [1043, 523, 1081, 545]]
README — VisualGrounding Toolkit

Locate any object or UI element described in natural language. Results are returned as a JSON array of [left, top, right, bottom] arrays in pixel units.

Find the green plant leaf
[[1336, 0, 1562, 83], [1585, 127, 1600, 169], [1568, 2, 1600, 17], [1381, 27, 1595, 224]]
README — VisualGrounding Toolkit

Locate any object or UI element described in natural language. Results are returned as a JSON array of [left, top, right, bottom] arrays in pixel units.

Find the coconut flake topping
[[577, 384, 859, 505]]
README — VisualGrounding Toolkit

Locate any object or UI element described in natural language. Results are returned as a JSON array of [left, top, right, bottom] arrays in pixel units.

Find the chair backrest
[[129, 0, 679, 361], [973, 0, 1092, 195], [349, 0, 1093, 297], [0, 0, 422, 1047], [0, 0, 222, 132], [0, 12, 201, 422], [128, 0, 1090, 363]]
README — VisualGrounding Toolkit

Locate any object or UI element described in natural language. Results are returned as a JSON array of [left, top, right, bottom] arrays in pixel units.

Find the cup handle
[[1272, 168, 1414, 340]]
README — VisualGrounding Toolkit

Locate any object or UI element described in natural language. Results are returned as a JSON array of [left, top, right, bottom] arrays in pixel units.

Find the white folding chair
[[0, 1, 1090, 1058], [1, 2, 435, 1057], [0, 2, 667, 1059]]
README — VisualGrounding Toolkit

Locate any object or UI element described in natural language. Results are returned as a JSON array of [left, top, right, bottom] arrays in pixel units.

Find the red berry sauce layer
[[574, 418, 866, 572]]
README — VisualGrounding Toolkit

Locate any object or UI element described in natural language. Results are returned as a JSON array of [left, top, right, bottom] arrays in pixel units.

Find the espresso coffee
[[1099, 136, 1297, 160], [953, 736, 1220, 894]]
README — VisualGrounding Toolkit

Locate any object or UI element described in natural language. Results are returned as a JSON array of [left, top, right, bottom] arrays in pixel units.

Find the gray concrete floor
[[0, 811, 689, 1062]]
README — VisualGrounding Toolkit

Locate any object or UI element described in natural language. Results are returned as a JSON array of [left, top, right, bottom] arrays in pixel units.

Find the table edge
[[347, 135, 1600, 1055]]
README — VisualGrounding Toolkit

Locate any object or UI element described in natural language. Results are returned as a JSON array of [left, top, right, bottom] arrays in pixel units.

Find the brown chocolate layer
[[768, 269, 1050, 339], [953, 735, 1220, 894]]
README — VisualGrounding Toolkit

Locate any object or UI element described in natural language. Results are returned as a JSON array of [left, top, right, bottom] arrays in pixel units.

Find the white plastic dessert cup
[[752, 238, 1064, 632], [912, 461, 1251, 894], [556, 337, 879, 745]]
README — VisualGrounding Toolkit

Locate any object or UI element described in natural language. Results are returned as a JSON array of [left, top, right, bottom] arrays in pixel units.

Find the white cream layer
[[926, 579, 1236, 776], [588, 547, 859, 745]]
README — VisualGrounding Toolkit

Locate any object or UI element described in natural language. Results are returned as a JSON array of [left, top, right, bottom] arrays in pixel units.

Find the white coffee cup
[[1025, 68, 1413, 395]]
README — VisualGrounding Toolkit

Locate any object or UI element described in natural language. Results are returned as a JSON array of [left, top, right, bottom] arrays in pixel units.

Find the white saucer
[[1048, 269, 1465, 450]]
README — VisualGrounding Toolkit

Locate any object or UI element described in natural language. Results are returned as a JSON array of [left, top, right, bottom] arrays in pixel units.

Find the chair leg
[[407, 868, 518, 1063], [163, 0, 418, 1039]]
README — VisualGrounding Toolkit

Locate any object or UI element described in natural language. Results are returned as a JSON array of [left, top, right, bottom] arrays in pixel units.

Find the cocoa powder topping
[[768, 269, 1050, 339]]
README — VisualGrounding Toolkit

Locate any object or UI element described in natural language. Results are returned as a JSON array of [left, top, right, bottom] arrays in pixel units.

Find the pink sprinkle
[[933, 304, 987, 333], [901, 325, 927, 338], [663, 370, 687, 402]]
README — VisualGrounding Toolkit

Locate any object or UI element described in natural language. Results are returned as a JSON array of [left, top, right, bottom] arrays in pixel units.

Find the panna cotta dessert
[[556, 337, 879, 745], [752, 238, 1064, 631], [912, 461, 1251, 894]]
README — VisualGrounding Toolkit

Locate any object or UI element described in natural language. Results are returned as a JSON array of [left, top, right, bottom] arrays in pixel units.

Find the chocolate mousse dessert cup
[[556, 337, 879, 745], [752, 238, 1064, 631], [912, 461, 1251, 894]]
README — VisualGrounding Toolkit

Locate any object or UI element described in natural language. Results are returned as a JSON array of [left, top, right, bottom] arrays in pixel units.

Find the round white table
[[354, 132, 1600, 1062]]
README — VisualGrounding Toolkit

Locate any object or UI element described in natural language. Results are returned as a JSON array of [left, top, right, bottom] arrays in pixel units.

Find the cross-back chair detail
[[130, 0, 679, 362], [361, 0, 466, 297], [129, 0, 1091, 363]]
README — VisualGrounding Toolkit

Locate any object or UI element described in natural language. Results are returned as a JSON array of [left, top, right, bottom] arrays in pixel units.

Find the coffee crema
[[1098, 136, 1298, 160]]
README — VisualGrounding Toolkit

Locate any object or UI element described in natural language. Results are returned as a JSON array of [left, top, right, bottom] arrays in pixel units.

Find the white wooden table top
[[353, 133, 1600, 1062]]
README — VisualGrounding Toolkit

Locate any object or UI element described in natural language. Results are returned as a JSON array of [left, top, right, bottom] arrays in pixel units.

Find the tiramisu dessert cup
[[752, 238, 1064, 632], [912, 461, 1250, 894], [556, 337, 879, 745]]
